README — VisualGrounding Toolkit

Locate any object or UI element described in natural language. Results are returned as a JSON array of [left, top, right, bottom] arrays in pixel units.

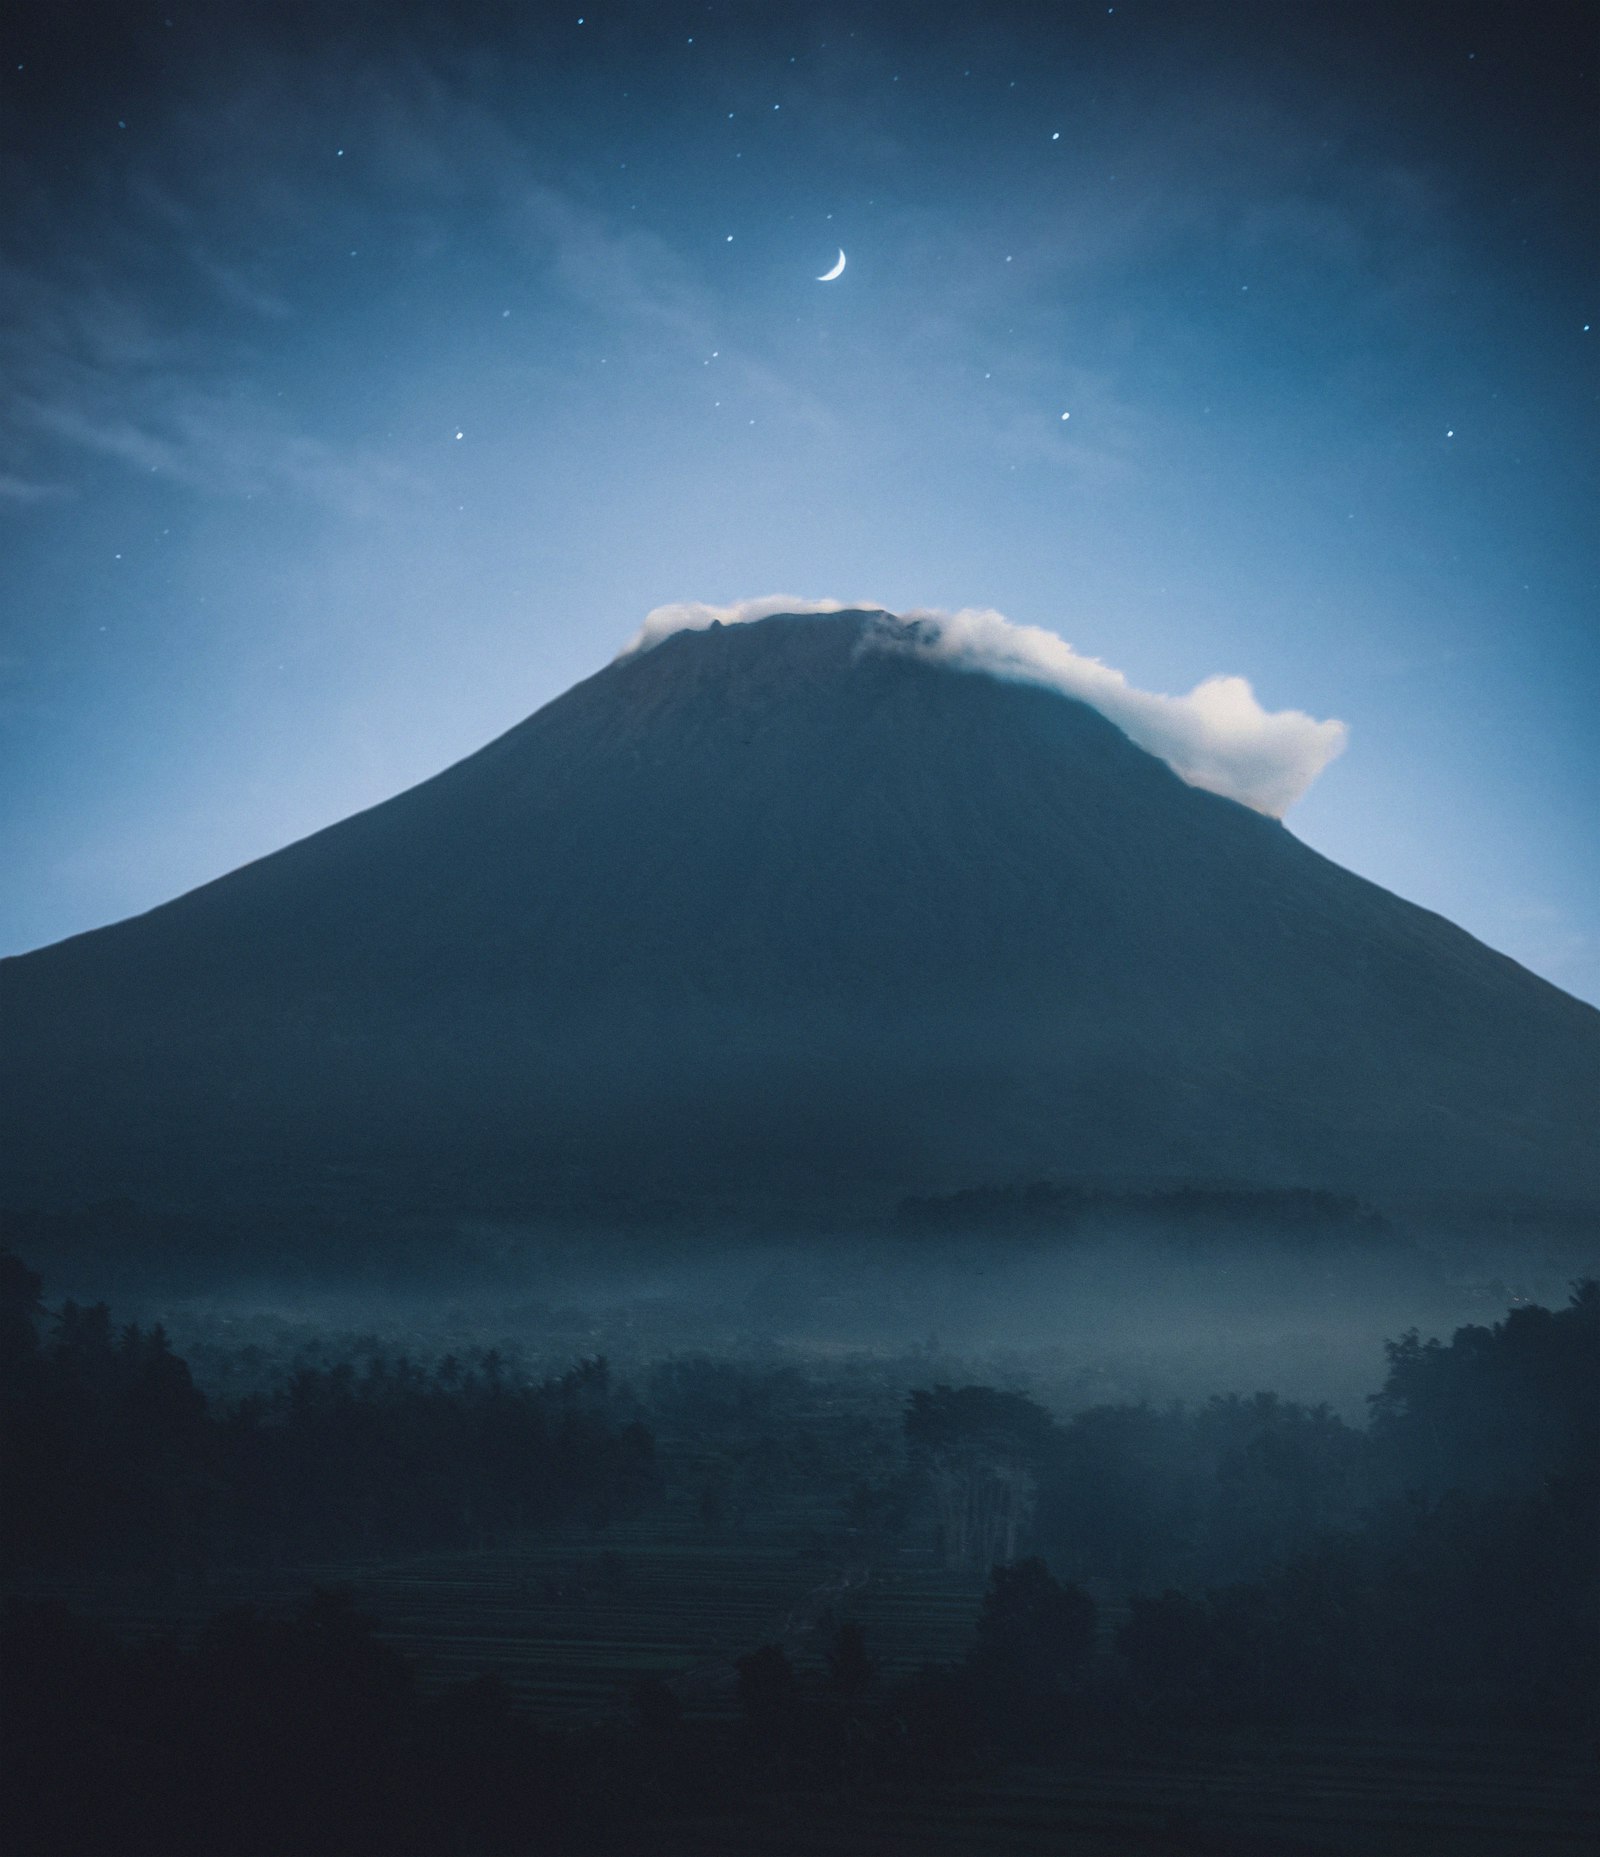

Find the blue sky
[[3, 0, 1596, 1001]]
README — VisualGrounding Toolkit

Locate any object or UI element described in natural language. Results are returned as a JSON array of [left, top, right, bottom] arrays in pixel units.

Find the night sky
[[3, 1, 1596, 1002]]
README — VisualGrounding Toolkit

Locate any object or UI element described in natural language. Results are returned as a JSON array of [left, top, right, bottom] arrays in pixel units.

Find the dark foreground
[[3, 1248, 1596, 1855], [663, 1734, 1599, 1856]]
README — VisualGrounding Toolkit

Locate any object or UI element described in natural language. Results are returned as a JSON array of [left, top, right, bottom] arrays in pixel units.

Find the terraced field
[[293, 1524, 982, 1714], [14, 1404, 1593, 1856], [8, 1501, 989, 1718], [14, 1515, 1596, 1854]]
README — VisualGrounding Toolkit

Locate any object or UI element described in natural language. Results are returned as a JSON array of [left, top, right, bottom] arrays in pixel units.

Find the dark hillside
[[3, 610, 1596, 1234]]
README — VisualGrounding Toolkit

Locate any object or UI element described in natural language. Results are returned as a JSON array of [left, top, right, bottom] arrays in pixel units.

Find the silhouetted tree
[[825, 1619, 876, 1699], [970, 1557, 1096, 1696], [1116, 1589, 1219, 1711], [0, 1259, 659, 1579], [1369, 1279, 1599, 1499], [736, 1642, 800, 1731], [905, 1385, 1059, 1568], [0, 1249, 43, 1367]]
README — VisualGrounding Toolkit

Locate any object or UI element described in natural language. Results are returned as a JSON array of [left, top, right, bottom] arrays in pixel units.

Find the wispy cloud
[[624, 596, 861, 653], [0, 472, 71, 505], [0, 54, 837, 518], [507, 182, 834, 433], [626, 598, 1347, 816], [0, 235, 410, 516], [16, 380, 412, 513]]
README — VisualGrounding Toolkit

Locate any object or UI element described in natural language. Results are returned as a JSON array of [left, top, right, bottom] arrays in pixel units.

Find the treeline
[[882, 1285, 1598, 1588], [0, 1254, 657, 1578], [897, 1179, 1386, 1235], [893, 1284, 1598, 1732], [1112, 1474, 1595, 1729]]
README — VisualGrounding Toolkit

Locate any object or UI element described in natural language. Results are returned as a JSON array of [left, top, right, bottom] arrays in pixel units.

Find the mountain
[[2, 609, 1597, 1228]]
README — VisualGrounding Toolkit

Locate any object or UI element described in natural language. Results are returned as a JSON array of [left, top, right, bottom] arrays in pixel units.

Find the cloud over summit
[[627, 598, 1347, 817]]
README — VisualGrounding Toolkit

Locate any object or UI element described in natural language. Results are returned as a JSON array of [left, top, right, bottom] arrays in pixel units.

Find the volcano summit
[[2, 607, 1596, 1231]]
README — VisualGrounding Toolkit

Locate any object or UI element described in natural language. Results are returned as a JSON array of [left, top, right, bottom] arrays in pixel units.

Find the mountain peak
[[620, 598, 1347, 816], [2, 599, 1595, 1226]]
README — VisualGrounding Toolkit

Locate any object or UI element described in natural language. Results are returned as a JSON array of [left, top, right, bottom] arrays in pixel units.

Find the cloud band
[[624, 597, 1347, 816]]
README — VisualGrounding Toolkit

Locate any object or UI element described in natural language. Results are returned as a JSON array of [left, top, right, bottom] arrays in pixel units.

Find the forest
[[2, 1247, 1595, 1854]]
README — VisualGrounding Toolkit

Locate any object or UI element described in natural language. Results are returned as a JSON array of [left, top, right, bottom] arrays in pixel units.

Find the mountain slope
[[3, 610, 1596, 1218]]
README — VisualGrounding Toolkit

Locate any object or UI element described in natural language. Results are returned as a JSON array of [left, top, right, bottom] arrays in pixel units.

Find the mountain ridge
[[3, 609, 1596, 1226]]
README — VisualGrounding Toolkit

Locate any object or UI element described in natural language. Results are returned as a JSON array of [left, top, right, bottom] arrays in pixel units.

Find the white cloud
[[621, 596, 863, 655], [625, 597, 1347, 817], [0, 472, 70, 504]]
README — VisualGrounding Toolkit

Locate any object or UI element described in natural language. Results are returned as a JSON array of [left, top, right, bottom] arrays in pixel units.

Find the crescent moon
[[817, 249, 846, 282]]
